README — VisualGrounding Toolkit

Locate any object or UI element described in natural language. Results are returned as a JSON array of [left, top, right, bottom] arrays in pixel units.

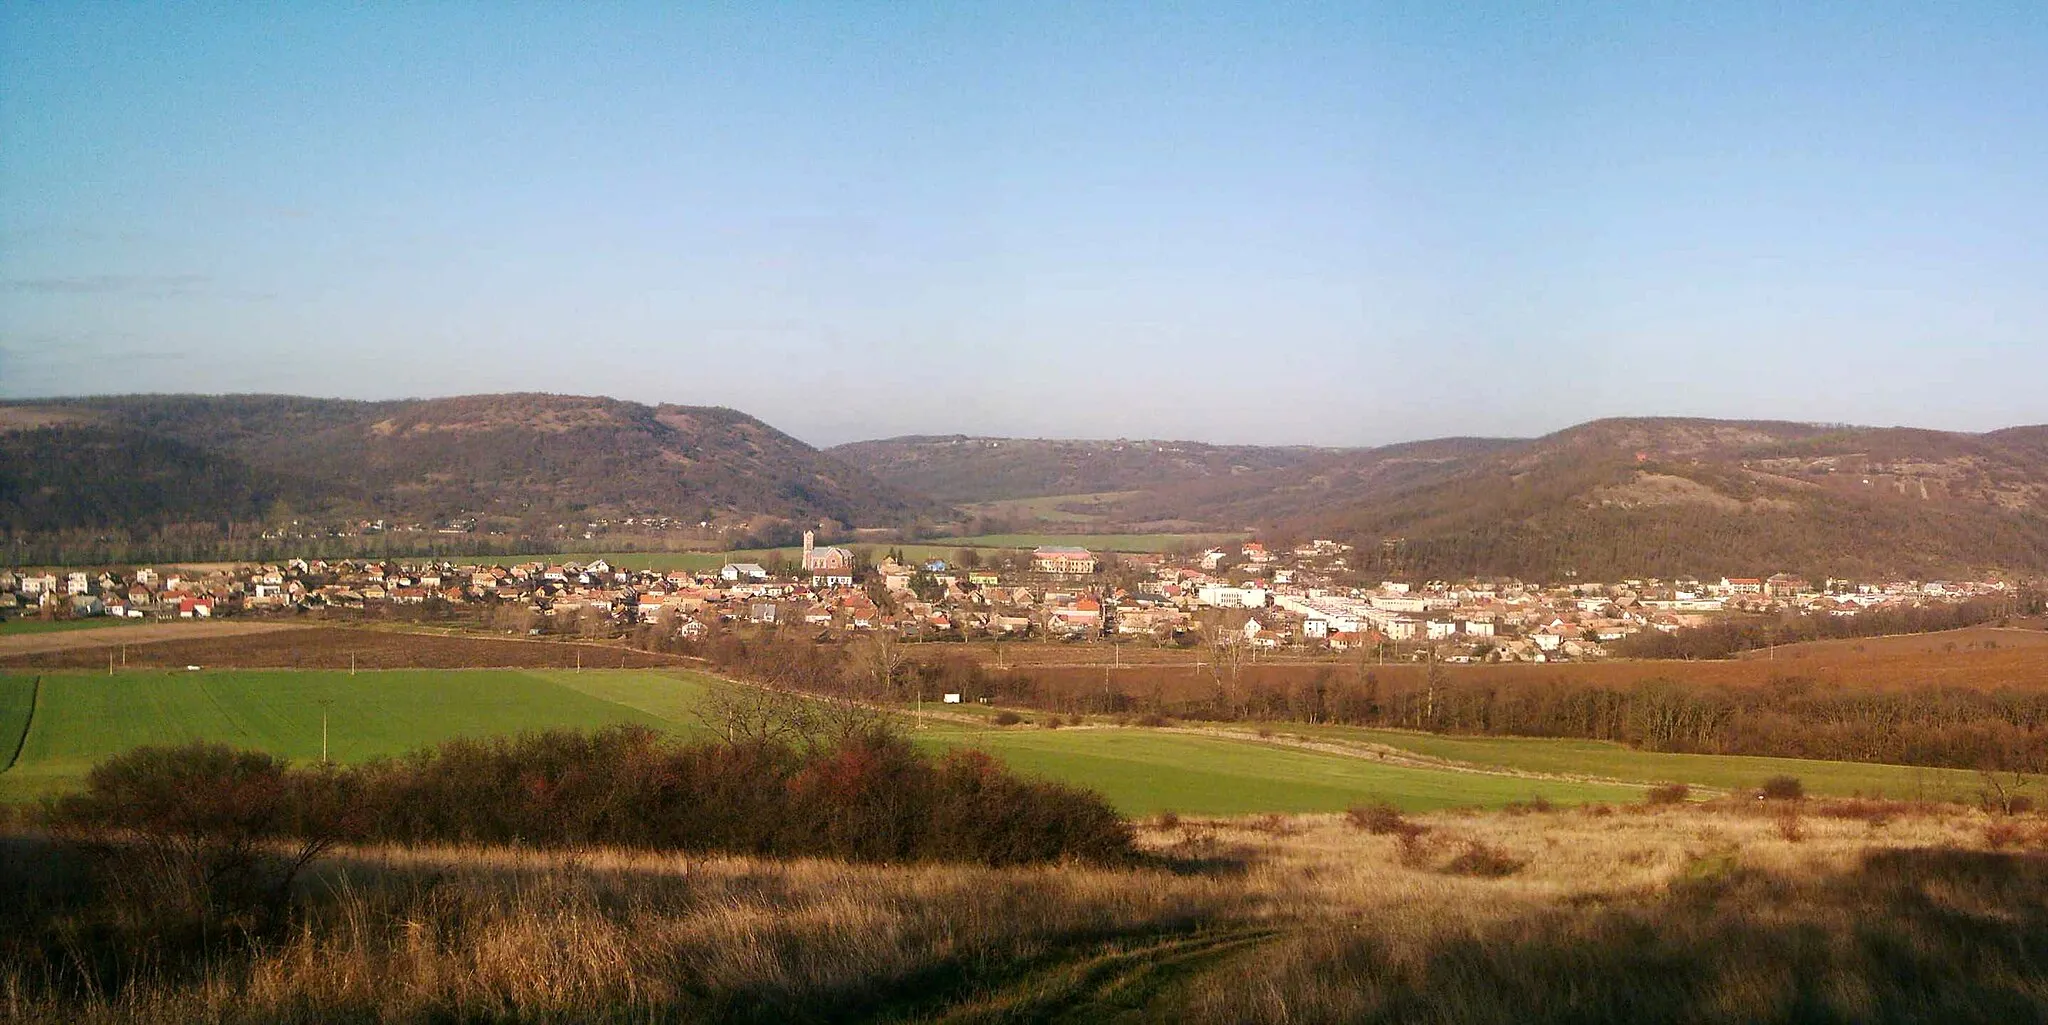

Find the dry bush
[[992, 710, 1022, 726], [1776, 813, 1807, 844], [1758, 775, 1805, 801], [1442, 840, 1527, 878], [1504, 796, 1555, 816], [1345, 802, 1423, 838], [1645, 783, 1691, 806]]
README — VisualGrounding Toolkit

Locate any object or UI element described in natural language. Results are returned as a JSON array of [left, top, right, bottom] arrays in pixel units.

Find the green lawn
[[1281, 723, 1987, 801]]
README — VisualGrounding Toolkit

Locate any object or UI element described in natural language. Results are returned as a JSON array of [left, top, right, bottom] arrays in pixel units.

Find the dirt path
[[0, 620, 310, 657]]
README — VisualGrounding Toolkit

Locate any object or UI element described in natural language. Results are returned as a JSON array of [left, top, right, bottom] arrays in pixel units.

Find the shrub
[[1775, 813, 1807, 843], [1154, 810, 1181, 831], [992, 710, 1022, 726], [1759, 775, 1805, 801], [1645, 783, 1691, 806], [1345, 802, 1421, 837], [50, 727, 1138, 869], [1136, 713, 1168, 728], [1442, 840, 1526, 877], [1504, 795, 1555, 816]]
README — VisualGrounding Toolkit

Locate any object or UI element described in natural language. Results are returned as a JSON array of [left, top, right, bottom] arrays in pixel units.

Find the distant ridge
[[0, 393, 939, 539]]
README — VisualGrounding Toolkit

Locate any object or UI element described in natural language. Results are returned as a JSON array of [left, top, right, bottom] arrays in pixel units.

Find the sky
[[2, 3, 2044, 447]]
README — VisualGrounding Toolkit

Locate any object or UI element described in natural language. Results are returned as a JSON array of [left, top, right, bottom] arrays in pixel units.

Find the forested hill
[[838, 419, 2048, 580], [0, 394, 940, 538], [1286, 418, 2048, 581]]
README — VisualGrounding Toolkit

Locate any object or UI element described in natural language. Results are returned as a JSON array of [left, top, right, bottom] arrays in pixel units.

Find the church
[[801, 531, 855, 586]]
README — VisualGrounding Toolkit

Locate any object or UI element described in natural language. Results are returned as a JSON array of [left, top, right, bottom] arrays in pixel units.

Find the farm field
[[0, 618, 147, 637], [1282, 723, 1988, 801], [958, 490, 1143, 524], [0, 669, 701, 802], [935, 532, 1247, 552], [1, 664, 1938, 815], [912, 722, 1643, 815], [0, 625, 686, 671]]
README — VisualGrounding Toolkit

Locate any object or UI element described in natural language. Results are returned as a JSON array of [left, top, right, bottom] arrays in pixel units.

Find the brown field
[[951, 626, 2048, 706], [8, 801, 2048, 1022], [0, 625, 686, 671]]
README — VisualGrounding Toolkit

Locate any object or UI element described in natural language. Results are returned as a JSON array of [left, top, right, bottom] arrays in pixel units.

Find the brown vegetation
[[8, 801, 2048, 1022]]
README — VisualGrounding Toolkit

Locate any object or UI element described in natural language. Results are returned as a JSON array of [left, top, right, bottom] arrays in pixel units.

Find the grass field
[[0, 618, 145, 637], [0, 669, 705, 803], [0, 664, 2007, 813], [913, 723, 1643, 815], [938, 532, 1247, 553], [1284, 723, 1989, 801], [959, 490, 1142, 524]]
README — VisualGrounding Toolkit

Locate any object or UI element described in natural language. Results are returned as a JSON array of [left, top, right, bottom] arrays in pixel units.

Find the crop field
[[0, 618, 148, 637], [0, 669, 712, 802], [1279, 723, 1988, 801], [16, 662, 1966, 815], [938, 532, 1247, 552], [0, 625, 687, 672], [958, 490, 1143, 523], [978, 625, 2048, 703]]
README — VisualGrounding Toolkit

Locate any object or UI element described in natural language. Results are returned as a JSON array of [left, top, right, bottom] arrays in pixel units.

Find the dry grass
[[7, 802, 2048, 1023]]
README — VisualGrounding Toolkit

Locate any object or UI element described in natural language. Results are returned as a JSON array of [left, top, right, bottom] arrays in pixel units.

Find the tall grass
[[7, 793, 2048, 1021]]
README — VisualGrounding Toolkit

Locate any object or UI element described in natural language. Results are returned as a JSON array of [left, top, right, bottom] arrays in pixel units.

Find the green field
[[0, 617, 146, 636], [1284, 723, 1987, 802], [0, 667, 1997, 814], [914, 724, 1642, 815], [938, 533, 1247, 553], [0, 669, 708, 802]]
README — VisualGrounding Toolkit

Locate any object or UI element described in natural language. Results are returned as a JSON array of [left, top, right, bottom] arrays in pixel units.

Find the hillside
[[0, 394, 939, 543], [1291, 418, 2048, 580], [839, 419, 2048, 579], [825, 435, 1334, 505]]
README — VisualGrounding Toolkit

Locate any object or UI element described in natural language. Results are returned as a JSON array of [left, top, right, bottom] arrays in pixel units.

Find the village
[[1, 531, 2018, 662]]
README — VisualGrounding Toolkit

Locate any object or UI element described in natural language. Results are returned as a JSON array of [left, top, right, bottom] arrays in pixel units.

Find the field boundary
[[1, 675, 40, 774]]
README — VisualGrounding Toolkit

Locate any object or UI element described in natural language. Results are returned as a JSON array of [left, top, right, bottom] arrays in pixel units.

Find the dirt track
[[0, 620, 308, 657]]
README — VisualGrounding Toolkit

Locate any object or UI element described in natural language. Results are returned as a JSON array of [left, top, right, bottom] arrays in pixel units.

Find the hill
[[1293, 417, 2048, 580], [0, 394, 940, 546], [839, 419, 2048, 579]]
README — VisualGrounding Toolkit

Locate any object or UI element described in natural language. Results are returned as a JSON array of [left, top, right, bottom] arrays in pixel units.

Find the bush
[[1442, 840, 1526, 877], [1504, 795, 1554, 815], [992, 710, 1022, 726], [1345, 802, 1421, 837], [1645, 783, 1691, 806], [49, 727, 1138, 868], [1759, 775, 1805, 801]]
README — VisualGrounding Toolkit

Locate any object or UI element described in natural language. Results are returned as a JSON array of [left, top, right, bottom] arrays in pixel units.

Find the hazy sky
[[2, 3, 2044, 446]]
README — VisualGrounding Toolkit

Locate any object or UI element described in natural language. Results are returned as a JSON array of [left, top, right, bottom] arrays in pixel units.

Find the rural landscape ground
[[6, 620, 2048, 1022]]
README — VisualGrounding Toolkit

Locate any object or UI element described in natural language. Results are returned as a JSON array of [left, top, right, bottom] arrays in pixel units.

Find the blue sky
[[2, 2, 2043, 445]]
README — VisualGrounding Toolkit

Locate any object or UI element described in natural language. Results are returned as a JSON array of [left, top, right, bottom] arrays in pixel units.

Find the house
[[968, 569, 1002, 586], [719, 563, 769, 583], [1032, 546, 1098, 575], [1049, 597, 1103, 633]]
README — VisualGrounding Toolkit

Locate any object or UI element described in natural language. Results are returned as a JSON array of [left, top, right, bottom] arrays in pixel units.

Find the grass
[[0, 617, 144, 636], [10, 804, 2048, 1022], [915, 723, 1646, 815], [938, 532, 1247, 553], [1282, 722, 1992, 801], [0, 665, 2015, 815], [0, 674, 34, 771], [0, 669, 705, 803], [959, 490, 1144, 523]]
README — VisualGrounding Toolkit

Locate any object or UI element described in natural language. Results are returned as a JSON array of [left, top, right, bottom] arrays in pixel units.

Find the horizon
[[4, 4, 2046, 444], [6, 388, 2046, 451]]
